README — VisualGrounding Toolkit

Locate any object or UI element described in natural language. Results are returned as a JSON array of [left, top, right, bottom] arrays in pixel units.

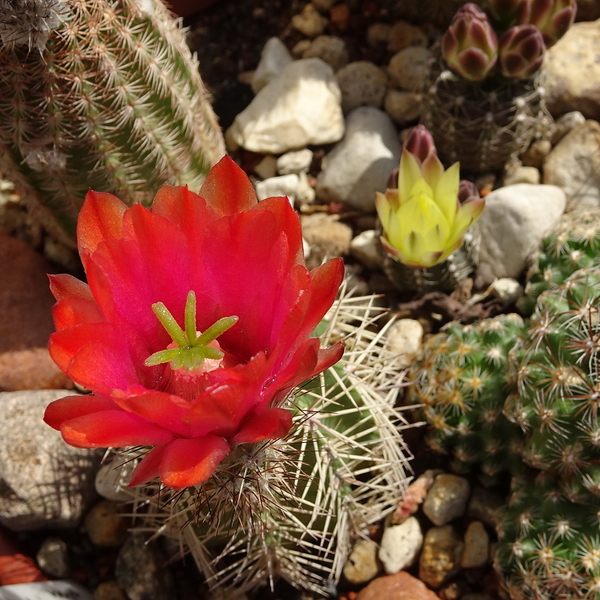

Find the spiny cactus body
[[494, 471, 600, 600], [117, 291, 412, 596], [406, 313, 527, 484], [505, 267, 600, 500], [0, 0, 224, 245], [519, 210, 600, 315]]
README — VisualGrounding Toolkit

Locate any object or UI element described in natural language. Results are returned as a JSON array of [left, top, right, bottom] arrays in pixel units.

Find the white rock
[[303, 35, 349, 72], [384, 89, 422, 125], [543, 120, 600, 211], [541, 20, 600, 120], [379, 516, 423, 574], [350, 229, 383, 270], [476, 184, 566, 286], [228, 59, 345, 154], [316, 107, 401, 212], [489, 278, 523, 306], [253, 155, 278, 180], [277, 148, 314, 175], [336, 61, 388, 114], [551, 111, 586, 145], [385, 318, 424, 368], [95, 455, 136, 502], [291, 3, 328, 38], [388, 46, 432, 92], [296, 171, 316, 203], [251, 37, 293, 94], [255, 174, 299, 204]]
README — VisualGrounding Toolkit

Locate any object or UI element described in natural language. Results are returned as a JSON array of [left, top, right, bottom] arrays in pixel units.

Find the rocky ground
[[2, 1, 600, 600]]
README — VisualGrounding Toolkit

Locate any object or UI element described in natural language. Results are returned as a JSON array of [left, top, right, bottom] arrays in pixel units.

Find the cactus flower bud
[[518, 0, 576, 48], [404, 124, 437, 163], [376, 127, 485, 269], [458, 179, 480, 204], [498, 24, 546, 78], [442, 3, 499, 82]]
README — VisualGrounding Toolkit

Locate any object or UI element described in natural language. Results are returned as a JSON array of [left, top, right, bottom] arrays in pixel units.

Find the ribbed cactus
[[422, 0, 576, 174], [406, 313, 527, 484], [495, 471, 600, 600], [519, 209, 600, 315], [0, 0, 225, 246], [115, 290, 412, 595], [505, 267, 600, 500]]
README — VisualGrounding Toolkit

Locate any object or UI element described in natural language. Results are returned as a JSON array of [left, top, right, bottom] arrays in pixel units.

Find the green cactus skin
[[406, 313, 527, 485], [519, 210, 600, 315], [505, 267, 600, 501], [421, 60, 548, 174], [382, 227, 480, 295], [0, 0, 225, 246], [117, 291, 413, 596], [494, 471, 600, 600]]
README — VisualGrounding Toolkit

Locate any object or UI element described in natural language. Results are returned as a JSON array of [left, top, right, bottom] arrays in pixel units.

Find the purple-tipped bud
[[458, 180, 480, 204], [403, 125, 437, 164], [442, 3, 499, 82], [498, 24, 546, 78], [485, 0, 524, 27], [518, 0, 576, 47]]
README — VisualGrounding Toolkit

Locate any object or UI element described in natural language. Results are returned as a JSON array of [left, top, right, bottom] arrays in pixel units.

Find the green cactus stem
[[0, 0, 225, 246]]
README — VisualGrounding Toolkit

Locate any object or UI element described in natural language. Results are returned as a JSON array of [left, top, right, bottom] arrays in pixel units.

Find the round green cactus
[[406, 313, 527, 484]]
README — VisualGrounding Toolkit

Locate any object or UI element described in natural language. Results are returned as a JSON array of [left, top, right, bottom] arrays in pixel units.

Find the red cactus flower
[[44, 156, 344, 490]]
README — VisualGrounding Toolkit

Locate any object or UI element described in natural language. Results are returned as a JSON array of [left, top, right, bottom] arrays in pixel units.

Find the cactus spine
[[116, 290, 412, 595], [0, 0, 225, 246]]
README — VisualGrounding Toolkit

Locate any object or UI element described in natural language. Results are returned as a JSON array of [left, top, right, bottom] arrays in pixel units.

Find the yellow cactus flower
[[376, 147, 485, 269]]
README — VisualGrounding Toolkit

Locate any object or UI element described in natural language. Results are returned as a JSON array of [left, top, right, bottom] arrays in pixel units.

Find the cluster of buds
[[441, 0, 576, 82], [376, 125, 484, 269]]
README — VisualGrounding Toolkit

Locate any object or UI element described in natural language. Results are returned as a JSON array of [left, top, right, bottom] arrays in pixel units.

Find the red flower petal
[[52, 296, 104, 330], [158, 436, 230, 489], [44, 394, 117, 430], [128, 445, 166, 487], [199, 155, 257, 216], [77, 190, 127, 261], [60, 410, 173, 448], [49, 274, 93, 303], [233, 407, 293, 444]]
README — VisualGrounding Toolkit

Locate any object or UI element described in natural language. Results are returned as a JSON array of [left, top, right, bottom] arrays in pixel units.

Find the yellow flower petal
[[433, 162, 460, 225], [375, 191, 392, 232], [398, 150, 423, 205]]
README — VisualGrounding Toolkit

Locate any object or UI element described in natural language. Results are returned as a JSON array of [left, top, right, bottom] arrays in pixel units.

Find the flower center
[[145, 290, 238, 372]]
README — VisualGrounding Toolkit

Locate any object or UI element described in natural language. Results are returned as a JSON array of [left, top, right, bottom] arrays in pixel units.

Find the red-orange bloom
[[44, 156, 344, 489]]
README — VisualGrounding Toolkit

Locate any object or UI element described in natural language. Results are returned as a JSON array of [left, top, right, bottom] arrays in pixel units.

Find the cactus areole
[[43, 156, 344, 490]]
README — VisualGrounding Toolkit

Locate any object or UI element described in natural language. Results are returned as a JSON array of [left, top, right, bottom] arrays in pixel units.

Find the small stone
[[253, 155, 278, 180], [343, 538, 381, 584], [85, 500, 129, 548], [488, 278, 523, 306], [467, 486, 504, 529], [336, 61, 388, 114], [330, 3, 350, 30], [385, 319, 423, 368], [36, 537, 69, 578], [291, 39, 311, 57], [228, 59, 344, 154], [95, 455, 136, 502], [388, 46, 432, 92], [388, 21, 427, 52], [296, 171, 316, 203], [418, 525, 463, 589], [301, 213, 352, 269], [255, 174, 299, 204], [551, 111, 586, 145], [115, 534, 175, 600], [460, 521, 489, 568], [94, 581, 127, 600], [379, 516, 423, 574], [251, 37, 293, 94], [422, 474, 470, 527], [303, 35, 349, 72], [521, 139, 551, 169], [277, 149, 314, 175], [350, 229, 383, 270], [503, 165, 540, 186], [316, 107, 401, 212], [384, 89, 421, 125], [439, 581, 470, 600], [391, 470, 440, 525], [367, 23, 392, 48], [291, 3, 328, 38], [356, 571, 440, 600]]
